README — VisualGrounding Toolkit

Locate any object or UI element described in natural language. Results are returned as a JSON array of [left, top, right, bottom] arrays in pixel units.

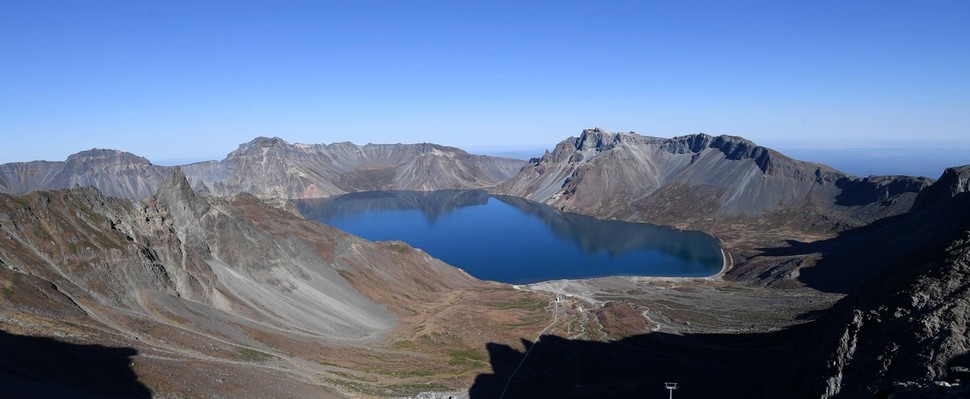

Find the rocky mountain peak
[[711, 135, 765, 157], [230, 136, 294, 157], [573, 128, 618, 151], [253, 136, 288, 147], [414, 142, 456, 154], [0, 148, 170, 199], [673, 133, 716, 152], [65, 149, 152, 165], [940, 164, 970, 196], [670, 133, 764, 157], [664, 133, 774, 172], [155, 167, 209, 218], [913, 164, 970, 210]]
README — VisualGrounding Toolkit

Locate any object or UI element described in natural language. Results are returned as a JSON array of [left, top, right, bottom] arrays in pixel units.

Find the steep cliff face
[[816, 236, 970, 398], [0, 149, 171, 200], [796, 165, 970, 398], [495, 128, 931, 232], [180, 137, 526, 199]]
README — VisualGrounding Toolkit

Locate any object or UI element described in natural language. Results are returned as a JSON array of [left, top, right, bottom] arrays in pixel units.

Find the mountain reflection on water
[[297, 189, 490, 223], [296, 190, 723, 283]]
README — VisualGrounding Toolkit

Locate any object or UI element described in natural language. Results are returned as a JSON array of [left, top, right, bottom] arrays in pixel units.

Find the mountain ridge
[[0, 148, 170, 200], [182, 136, 526, 198], [495, 128, 932, 233], [0, 137, 526, 200]]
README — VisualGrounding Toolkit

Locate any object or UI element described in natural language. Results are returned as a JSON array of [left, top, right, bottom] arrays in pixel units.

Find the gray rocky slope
[[787, 165, 970, 398], [0, 168, 483, 397], [0, 168, 475, 340], [494, 128, 932, 231], [0, 137, 525, 200]]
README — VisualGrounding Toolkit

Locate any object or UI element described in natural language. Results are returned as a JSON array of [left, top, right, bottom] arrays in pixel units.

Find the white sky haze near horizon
[[1, 1, 968, 170]]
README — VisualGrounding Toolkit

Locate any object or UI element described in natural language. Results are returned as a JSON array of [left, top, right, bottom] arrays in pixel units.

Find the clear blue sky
[[1, 1, 968, 165]]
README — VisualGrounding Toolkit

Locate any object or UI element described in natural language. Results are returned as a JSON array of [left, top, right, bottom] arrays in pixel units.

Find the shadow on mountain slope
[[0, 330, 150, 399], [469, 325, 819, 399], [756, 182, 970, 294], [469, 213, 970, 399]]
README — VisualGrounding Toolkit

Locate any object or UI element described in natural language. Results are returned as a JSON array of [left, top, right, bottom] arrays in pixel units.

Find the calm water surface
[[296, 190, 723, 284]]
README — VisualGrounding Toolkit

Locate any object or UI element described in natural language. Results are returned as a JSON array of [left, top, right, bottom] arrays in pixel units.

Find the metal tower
[[664, 382, 677, 399]]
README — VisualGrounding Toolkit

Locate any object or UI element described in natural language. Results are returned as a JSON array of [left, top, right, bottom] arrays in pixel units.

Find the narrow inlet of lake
[[296, 190, 723, 284]]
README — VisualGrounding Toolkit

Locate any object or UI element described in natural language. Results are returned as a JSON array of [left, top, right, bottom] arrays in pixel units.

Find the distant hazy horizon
[[3, 1, 968, 166]]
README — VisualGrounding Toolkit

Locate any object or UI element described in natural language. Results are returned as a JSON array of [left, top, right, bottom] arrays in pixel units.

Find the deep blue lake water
[[296, 190, 723, 284]]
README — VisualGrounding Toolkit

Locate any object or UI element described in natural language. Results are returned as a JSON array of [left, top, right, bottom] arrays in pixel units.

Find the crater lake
[[296, 190, 723, 284]]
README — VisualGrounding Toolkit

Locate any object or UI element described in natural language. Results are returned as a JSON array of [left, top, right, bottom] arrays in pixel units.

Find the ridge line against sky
[[1, 1, 968, 165]]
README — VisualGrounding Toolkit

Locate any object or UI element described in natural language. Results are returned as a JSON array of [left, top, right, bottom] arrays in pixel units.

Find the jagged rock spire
[[155, 167, 211, 252]]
